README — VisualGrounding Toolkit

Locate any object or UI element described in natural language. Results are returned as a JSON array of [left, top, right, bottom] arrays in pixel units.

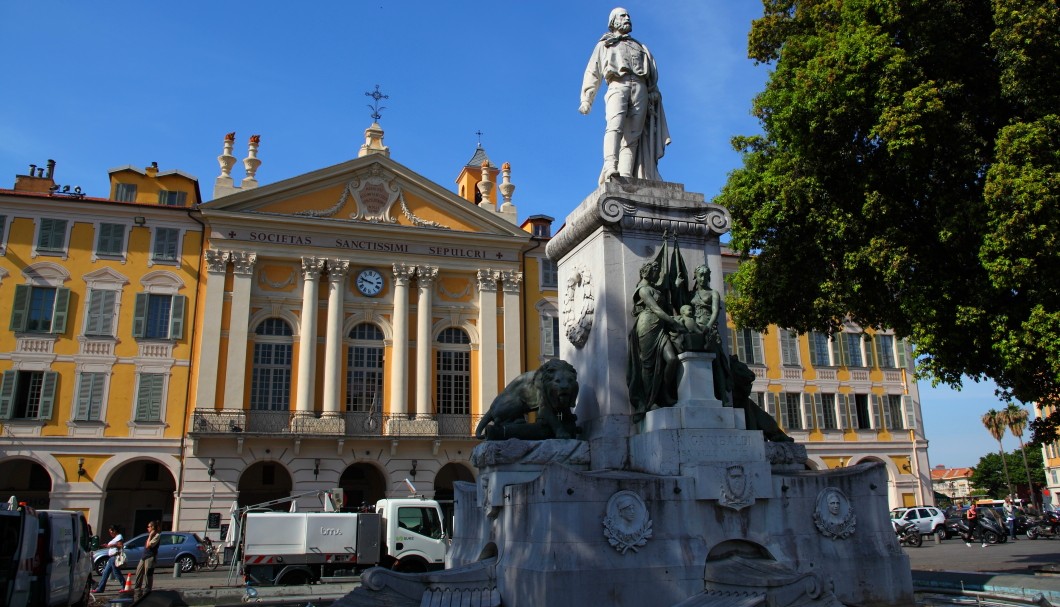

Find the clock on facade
[[356, 268, 384, 296]]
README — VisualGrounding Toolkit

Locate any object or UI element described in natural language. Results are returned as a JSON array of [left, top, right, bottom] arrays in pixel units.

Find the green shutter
[[897, 338, 909, 369], [51, 287, 70, 335], [870, 394, 881, 429], [881, 395, 893, 430], [830, 336, 842, 367], [802, 393, 813, 429], [813, 393, 825, 430], [903, 395, 916, 430], [132, 293, 148, 337], [847, 394, 860, 428], [0, 371, 17, 419], [75, 374, 92, 420], [37, 372, 57, 420], [10, 284, 30, 331], [751, 332, 764, 365], [778, 393, 790, 429], [169, 295, 186, 339], [873, 336, 885, 369]]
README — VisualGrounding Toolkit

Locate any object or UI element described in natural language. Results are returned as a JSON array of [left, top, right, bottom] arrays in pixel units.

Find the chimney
[[13, 159, 57, 193], [145, 162, 159, 178]]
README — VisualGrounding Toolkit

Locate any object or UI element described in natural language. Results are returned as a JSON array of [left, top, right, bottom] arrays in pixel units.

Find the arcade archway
[[238, 462, 293, 509], [101, 459, 176, 535], [338, 463, 387, 510], [0, 459, 52, 509]]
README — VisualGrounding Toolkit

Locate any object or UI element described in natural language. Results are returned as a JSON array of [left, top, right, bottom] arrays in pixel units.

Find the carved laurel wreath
[[603, 516, 653, 555], [562, 267, 594, 348]]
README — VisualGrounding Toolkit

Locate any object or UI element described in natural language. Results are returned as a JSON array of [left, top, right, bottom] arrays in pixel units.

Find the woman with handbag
[[91, 524, 125, 593], [133, 521, 161, 597]]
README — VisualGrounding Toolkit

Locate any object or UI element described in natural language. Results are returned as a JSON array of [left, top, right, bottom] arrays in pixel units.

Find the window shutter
[[768, 392, 779, 419], [75, 374, 92, 420], [752, 332, 764, 365], [871, 394, 881, 429], [847, 394, 860, 428], [778, 393, 790, 429], [802, 393, 814, 429], [51, 287, 70, 335], [831, 336, 843, 367], [835, 394, 846, 429], [542, 315, 555, 356], [813, 393, 825, 430], [132, 293, 148, 337], [903, 395, 916, 430], [10, 284, 30, 331], [169, 295, 186, 339], [86, 290, 116, 336], [136, 374, 164, 421], [0, 371, 17, 419], [808, 332, 819, 366], [37, 372, 58, 420], [873, 336, 885, 369], [897, 338, 909, 369], [881, 396, 893, 430]]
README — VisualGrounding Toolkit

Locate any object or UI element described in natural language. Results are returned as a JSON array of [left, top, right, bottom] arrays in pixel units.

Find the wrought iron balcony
[[190, 409, 481, 439]]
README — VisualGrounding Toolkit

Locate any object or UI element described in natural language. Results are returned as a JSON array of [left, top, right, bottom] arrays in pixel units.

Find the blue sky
[[0, 1, 1031, 469]]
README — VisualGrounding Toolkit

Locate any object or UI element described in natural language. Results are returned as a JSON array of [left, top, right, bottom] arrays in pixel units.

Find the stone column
[[414, 266, 438, 419], [322, 259, 350, 418], [296, 257, 326, 414], [390, 264, 415, 418], [223, 251, 257, 409], [500, 271, 523, 384], [194, 250, 228, 409], [477, 269, 499, 411]]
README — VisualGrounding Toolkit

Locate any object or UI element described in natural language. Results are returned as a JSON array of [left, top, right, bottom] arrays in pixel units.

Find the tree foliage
[[719, 0, 1060, 434], [970, 447, 1045, 500]]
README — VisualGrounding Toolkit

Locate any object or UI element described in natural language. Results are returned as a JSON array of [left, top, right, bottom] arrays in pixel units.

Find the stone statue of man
[[580, 7, 671, 185]]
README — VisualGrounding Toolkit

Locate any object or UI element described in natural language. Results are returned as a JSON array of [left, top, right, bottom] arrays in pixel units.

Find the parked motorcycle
[[957, 513, 1007, 545], [893, 519, 923, 547], [1026, 511, 1060, 540]]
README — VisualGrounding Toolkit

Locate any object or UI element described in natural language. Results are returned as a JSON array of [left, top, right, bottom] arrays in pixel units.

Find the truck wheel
[[394, 557, 429, 573], [280, 570, 311, 586]]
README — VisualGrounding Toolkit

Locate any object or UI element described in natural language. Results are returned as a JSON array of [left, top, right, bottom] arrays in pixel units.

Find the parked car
[[890, 506, 947, 539], [92, 531, 206, 575]]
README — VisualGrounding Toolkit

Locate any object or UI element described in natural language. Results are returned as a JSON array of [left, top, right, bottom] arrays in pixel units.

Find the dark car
[[92, 531, 206, 574]]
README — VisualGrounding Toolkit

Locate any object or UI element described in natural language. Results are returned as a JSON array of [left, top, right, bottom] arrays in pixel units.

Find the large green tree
[[719, 1, 1060, 435], [970, 447, 1046, 502]]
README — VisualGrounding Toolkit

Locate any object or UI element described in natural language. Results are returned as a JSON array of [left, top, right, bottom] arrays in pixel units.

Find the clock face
[[356, 269, 384, 296]]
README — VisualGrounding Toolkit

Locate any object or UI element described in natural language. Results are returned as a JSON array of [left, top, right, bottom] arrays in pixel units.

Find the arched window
[[250, 318, 293, 411], [436, 327, 471, 415], [347, 323, 384, 412]]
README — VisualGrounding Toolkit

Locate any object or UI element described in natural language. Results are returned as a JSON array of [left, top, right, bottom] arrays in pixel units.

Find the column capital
[[476, 268, 499, 291], [205, 249, 229, 273], [393, 263, 416, 286], [417, 265, 439, 287], [327, 259, 352, 280], [500, 270, 523, 293], [230, 251, 258, 275], [302, 256, 326, 278]]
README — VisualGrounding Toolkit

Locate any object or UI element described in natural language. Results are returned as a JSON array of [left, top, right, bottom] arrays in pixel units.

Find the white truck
[[242, 497, 447, 586]]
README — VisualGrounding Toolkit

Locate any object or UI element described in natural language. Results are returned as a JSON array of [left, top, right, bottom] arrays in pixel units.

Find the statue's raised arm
[[580, 7, 671, 185]]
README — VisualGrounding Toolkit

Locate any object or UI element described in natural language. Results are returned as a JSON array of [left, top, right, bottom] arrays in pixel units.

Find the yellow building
[[1040, 403, 1060, 510], [0, 159, 202, 534], [720, 248, 933, 507]]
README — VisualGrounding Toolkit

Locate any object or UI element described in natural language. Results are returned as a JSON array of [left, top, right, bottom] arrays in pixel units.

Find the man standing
[[133, 520, 161, 598], [580, 7, 670, 184]]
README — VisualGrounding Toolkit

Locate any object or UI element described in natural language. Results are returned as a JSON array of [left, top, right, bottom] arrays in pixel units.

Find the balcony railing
[[190, 409, 481, 439]]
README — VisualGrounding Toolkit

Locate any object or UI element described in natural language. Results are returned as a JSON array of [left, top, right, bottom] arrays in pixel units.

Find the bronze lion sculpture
[[474, 359, 581, 441]]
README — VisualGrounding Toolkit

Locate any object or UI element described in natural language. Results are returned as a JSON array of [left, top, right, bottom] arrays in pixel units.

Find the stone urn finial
[[499, 162, 515, 204], [477, 160, 494, 206], [218, 132, 236, 178]]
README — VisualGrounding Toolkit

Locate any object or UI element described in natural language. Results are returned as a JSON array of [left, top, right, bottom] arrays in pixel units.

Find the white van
[[36, 510, 93, 607], [0, 498, 92, 607]]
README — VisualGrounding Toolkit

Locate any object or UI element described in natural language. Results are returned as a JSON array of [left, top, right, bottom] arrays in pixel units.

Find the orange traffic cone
[[121, 573, 134, 594]]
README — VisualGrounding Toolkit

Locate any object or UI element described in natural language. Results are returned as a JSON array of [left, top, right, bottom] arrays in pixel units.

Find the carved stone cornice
[[417, 265, 439, 288], [204, 249, 229, 273], [546, 179, 731, 261], [301, 256, 326, 279], [393, 263, 416, 286], [230, 251, 258, 275], [476, 268, 499, 291], [500, 271, 522, 293]]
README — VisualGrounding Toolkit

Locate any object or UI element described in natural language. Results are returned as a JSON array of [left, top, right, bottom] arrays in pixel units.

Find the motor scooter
[[893, 519, 923, 547], [957, 514, 1007, 545], [1026, 511, 1060, 540]]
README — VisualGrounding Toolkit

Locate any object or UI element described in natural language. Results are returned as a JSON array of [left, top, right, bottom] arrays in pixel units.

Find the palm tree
[[982, 408, 1013, 496], [1005, 403, 1035, 510]]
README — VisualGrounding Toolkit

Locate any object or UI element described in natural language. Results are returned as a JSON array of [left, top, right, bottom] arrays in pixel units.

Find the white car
[[890, 506, 947, 539]]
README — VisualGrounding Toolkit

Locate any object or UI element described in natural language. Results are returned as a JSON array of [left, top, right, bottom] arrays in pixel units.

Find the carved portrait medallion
[[603, 490, 653, 555], [718, 464, 755, 511], [813, 487, 856, 539]]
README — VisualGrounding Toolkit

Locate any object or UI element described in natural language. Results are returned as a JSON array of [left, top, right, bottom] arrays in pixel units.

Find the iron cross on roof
[[365, 85, 389, 122]]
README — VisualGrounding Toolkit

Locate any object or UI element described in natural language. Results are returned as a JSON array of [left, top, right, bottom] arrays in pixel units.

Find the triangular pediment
[[200, 155, 526, 238]]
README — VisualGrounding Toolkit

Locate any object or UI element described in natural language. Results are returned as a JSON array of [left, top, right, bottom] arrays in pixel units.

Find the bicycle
[[199, 537, 221, 571]]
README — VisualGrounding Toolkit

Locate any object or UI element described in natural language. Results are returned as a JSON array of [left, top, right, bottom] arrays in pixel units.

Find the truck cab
[[379, 498, 447, 573]]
